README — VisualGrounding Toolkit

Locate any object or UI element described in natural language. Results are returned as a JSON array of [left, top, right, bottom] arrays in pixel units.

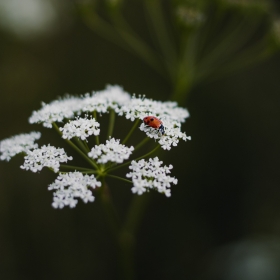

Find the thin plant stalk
[[134, 137, 150, 151], [118, 194, 152, 280], [107, 109, 115, 139], [93, 111, 100, 145], [107, 174, 132, 184], [79, 5, 166, 79], [99, 180, 121, 237], [73, 137, 89, 154], [83, 140, 90, 152], [144, 0, 177, 81], [60, 164, 94, 171], [122, 119, 140, 144]]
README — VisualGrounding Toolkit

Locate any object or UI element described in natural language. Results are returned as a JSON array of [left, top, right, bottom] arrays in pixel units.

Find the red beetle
[[143, 116, 165, 135]]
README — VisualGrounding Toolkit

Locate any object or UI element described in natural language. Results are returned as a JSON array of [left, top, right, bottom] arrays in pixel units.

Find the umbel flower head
[[0, 85, 191, 209]]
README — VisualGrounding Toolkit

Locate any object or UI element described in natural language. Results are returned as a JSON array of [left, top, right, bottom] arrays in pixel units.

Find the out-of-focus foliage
[[1, 0, 280, 279], [76, 0, 280, 103]]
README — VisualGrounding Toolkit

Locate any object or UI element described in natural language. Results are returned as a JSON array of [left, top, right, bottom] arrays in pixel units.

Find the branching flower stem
[[52, 122, 98, 169], [106, 144, 160, 173]]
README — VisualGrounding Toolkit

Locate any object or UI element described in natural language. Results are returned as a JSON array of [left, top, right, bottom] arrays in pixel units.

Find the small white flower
[[88, 138, 134, 164], [131, 178, 147, 195], [0, 132, 41, 161], [49, 172, 101, 209], [52, 196, 66, 209], [20, 144, 73, 173], [59, 117, 100, 141], [126, 157, 177, 197]]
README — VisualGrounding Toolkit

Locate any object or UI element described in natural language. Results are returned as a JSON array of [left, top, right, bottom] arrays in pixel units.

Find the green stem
[[60, 164, 94, 171], [134, 137, 150, 151], [52, 122, 98, 169], [122, 119, 140, 144], [144, 0, 177, 81], [99, 180, 120, 239], [206, 44, 270, 82], [83, 140, 90, 152], [107, 109, 115, 139], [107, 144, 160, 173], [78, 5, 166, 79], [93, 111, 100, 145], [81, 170, 98, 174], [73, 137, 89, 154], [197, 19, 261, 81], [122, 194, 151, 239], [118, 194, 151, 280], [98, 179, 137, 280], [171, 32, 198, 104], [107, 174, 132, 184]]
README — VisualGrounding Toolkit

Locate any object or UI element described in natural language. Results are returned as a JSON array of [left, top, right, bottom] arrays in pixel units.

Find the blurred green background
[[1, 0, 280, 279]]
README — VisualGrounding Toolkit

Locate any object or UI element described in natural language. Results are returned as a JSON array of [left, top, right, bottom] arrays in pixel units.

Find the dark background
[[1, 1, 280, 279]]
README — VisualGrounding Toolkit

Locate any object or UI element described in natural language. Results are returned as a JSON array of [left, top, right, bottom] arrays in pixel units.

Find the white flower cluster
[[0, 132, 41, 161], [88, 138, 134, 164], [82, 85, 131, 113], [28, 85, 190, 150], [115, 95, 189, 122], [29, 85, 130, 128], [49, 172, 101, 209], [115, 95, 191, 150], [29, 96, 82, 128], [59, 117, 100, 141], [20, 144, 73, 173], [0, 85, 191, 209], [126, 157, 177, 197], [139, 119, 191, 150]]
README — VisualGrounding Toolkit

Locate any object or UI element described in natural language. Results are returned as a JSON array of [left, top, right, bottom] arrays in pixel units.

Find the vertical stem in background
[[99, 180, 152, 280], [107, 109, 115, 139], [118, 194, 151, 280], [78, 3, 167, 79], [99, 181, 120, 239], [171, 31, 198, 104], [144, 0, 177, 82]]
